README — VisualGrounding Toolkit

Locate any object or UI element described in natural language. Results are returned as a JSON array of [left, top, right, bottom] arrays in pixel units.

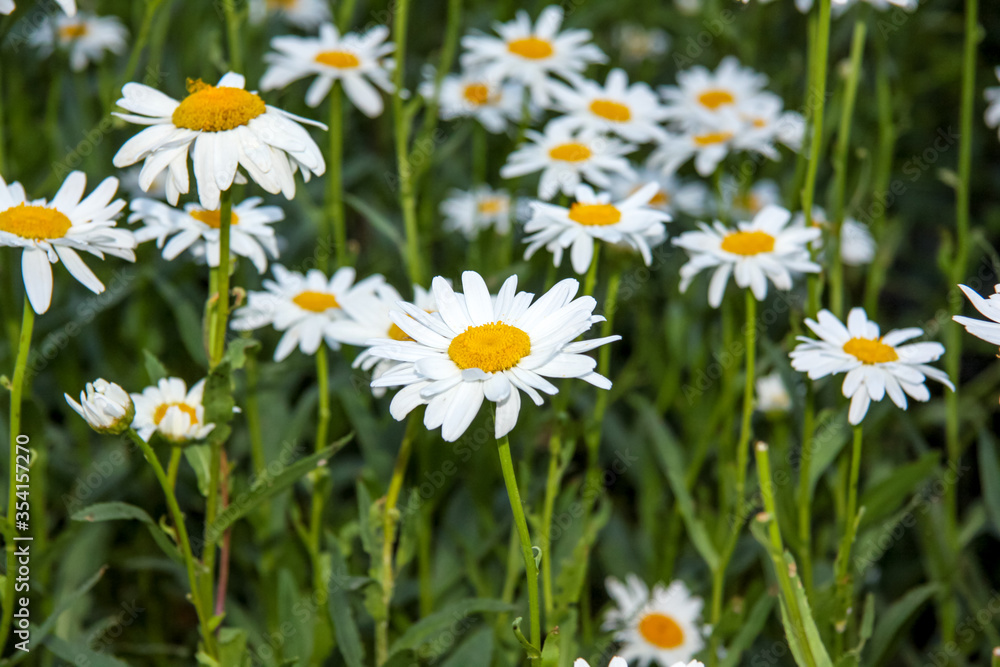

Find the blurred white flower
[[756, 372, 791, 413], [65, 379, 134, 435], [612, 24, 670, 64], [611, 166, 709, 218], [420, 68, 526, 133], [1, 0, 75, 16], [792, 207, 876, 267], [248, 0, 331, 30], [30, 11, 127, 71], [548, 69, 670, 144], [440, 186, 513, 239], [985, 67, 1000, 140], [718, 177, 782, 220]]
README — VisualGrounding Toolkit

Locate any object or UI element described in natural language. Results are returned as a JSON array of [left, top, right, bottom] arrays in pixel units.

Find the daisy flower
[[719, 177, 781, 219], [129, 197, 283, 274], [610, 167, 709, 218], [953, 283, 1000, 347], [611, 24, 670, 64], [30, 11, 127, 72], [790, 308, 953, 425], [131, 378, 215, 444], [756, 372, 792, 413], [660, 57, 770, 125], [1, 0, 75, 15], [548, 69, 670, 144], [649, 114, 782, 177], [419, 69, 525, 133], [460, 6, 607, 107], [984, 67, 1000, 139], [112, 72, 326, 210], [249, 0, 331, 30], [672, 205, 820, 308], [0, 171, 135, 314], [523, 183, 670, 274], [260, 23, 395, 116], [440, 186, 513, 239], [230, 265, 384, 361], [501, 126, 636, 200], [120, 166, 167, 200], [65, 379, 135, 435], [602, 575, 705, 667], [367, 271, 619, 441], [734, 93, 806, 155], [794, 0, 917, 11], [792, 207, 875, 267]]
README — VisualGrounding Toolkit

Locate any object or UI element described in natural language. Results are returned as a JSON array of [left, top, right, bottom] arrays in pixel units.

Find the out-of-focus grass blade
[[440, 626, 494, 667], [71, 502, 181, 562], [326, 537, 365, 667], [719, 592, 775, 667], [867, 583, 939, 666], [44, 635, 131, 666], [387, 598, 512, 657], [977, 430, 1000, 536]]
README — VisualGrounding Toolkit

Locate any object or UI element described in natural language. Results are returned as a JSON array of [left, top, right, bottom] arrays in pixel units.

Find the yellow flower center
[[189, 209, 241, 228], [153, 402, 199, 426], [589, 99, 632, 122], [315, 50, 361, 69], [548, 142, 592, 162], [698, 88, 736, 110], [720, 230, 775, 256], [752, 117, 767, 128], [171, 79, 267, 133], [388, 322, 412, 341], [292, 291, 340, 312], [477, 197, 506, 215], [732, 193, 762, 213], [507, 37, 554, 59], [463, 83, 491, 106], [693, 131, 734, 147], [568, 203, 621, 227], [650, 190, 670, 206], [0, 204, 72, 240], [637, 612, 685, 649], [59, 23, 88, 39], [448, 322, 531, 373], [842, 337, 899, 364]]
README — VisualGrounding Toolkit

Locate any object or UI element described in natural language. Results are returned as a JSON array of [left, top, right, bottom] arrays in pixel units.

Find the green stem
[[224, 0, 243, 73], [473, 122, 488, 185], [392, 0, 424, 287], [167, 448, 182, 492], [540, 394, 570, 622], [582, 242, 601, 297], [337, 0, 359, 30], [115, 0, 165, 113], [735, 289, 757, 505], [376, 417, 418, 666], [326, 85, 348, 270], [308, 345, 331, 607], [801, 0, 832, 244], [497, 432, 541, 662], [833, 424, 863, 648], [0, 298, 34, 655], [789, 11, 818, 210], [244, 345, 266, 477], [210, 189, 233, 367], [127, 429, 217, 657], [797, 384, 817, 599], [829, 17, 866, 320]]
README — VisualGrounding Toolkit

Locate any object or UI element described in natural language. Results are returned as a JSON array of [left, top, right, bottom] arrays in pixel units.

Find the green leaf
[[554, 497, 611, 612], [44, 635, 132, 667], [344, 193, 403, 247], [978, 430, 1000, 536], [540, 627, 560, 667], [440, 627, 494, 667], [218, 628, 248, 667], [326, 538, 365, 667], [28, 566, 107, 649], [858, 452, 938, 529], [719, 593, 775, 667], [207, 436, 351, 538], [222, 338, 260, 371], [808, 409, 851, 497], [71, 502, 180, 562], [635, 397, 719, 569], [185, 444, 213, 497], [382, 650, 417, 667], [867, 583, 938, 666], [837, 593, 876, 667], [202, 360, 235, 447], [356, 479, 377, 560], [143, 349, 168, 383], [388, 598, 513, 657]]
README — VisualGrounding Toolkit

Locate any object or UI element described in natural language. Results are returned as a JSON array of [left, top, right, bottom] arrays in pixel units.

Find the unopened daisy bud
[[65, 379, 134, 435]]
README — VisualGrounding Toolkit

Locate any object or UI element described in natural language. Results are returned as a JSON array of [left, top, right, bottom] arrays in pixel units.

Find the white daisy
[[30, 11, 127, 72], [984, 67, 1000, 139], [548, 69, 670, 144], [230, 265, 384, 361], [460, 6, 607, 107], [953, 283, 1000, 347], [611, 24, 670, 64], [440, 186, 513, 239], [790, 308, 952, 425], [249, 0, 331, 30], [367, 271, 619, 441], [1, 0, 75, 15], [660, 57, 770, 125], [610, 166, 709, 218], [65, 379, 135, 435], [0, 171, 135, 314], [794, 0, 917, 12], [260, 23, 395, 116], [120, 166, 167, 201], [574, 659, 629, 667], [649, 114, 783, 178], [523, 183, 670, 274], [792, 207, 876, 267], [672, 205, 820, 308], [756, 372, 792, 413], [419, 69, 526, 133], [734, 93, 806, 155], [501, 125, 636, 200], [131, 377, 215, 444], [602, 575, 705, 667], [112, 72, 326, 211], [129, 197, 283, 274], [718, 177, 781, 220]]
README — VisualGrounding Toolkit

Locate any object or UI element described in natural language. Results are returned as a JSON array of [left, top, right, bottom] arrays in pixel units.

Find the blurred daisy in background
[[792, 207, 875, 267], [756, 372, 792, 413], [611, 166, 709, 218], [790, 308, 952, 425], [30, 11, 127, 72], [112, 72, 326, 210], [440, 186, 513, 239], [131, 377, 214, 444], [611, 24, 670, 64], [249, 0, 331, 30], [231, 265, 384, 361], [1, 0, 75, 15], [367, 271, 619, 441], [718, 177, 781, 219], [501, 125, 636, 200], [650, 115, 769, 177], [602, 575, 705, 667], [261, 23, 395, 115], [120, 166, 167, 200], [548, 68, 669, 143], [673, 205, 820, 308], [660, 57, 770, 125], [523, 183, 670, 273], [129, 197, 283, 274], [0, 171, 135, 314], [793, 0, 917, 12], [420, 68, 526, 133], [461, 5, 606, 107], [984, 66, 1000, 140], [735, 94, 806, 154], [953, 283, 1000, 347]]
